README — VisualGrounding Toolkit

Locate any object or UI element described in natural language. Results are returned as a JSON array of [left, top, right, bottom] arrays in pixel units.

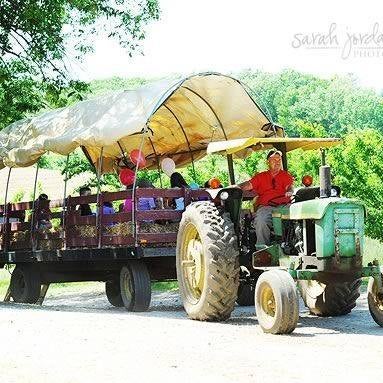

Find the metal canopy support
[[62, 154, 70, 249], [117, 141, 130, 167], [164, 104, 196, 181], [96, 147, 103, 248], [227, 154, 235, 185], [181, 86, 227, 140], [30, 163, 40, 251], [148, 136, 163, 188], [320, 148, 326, 166], [3, 167, 12, 252], [132, 130, 148, 247]]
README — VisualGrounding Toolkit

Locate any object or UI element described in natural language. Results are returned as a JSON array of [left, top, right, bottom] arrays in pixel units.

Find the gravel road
[[0, 284, 382, 383]]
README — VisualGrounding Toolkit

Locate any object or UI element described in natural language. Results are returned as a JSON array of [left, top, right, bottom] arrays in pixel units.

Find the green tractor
[[176, 136, 383, 334]]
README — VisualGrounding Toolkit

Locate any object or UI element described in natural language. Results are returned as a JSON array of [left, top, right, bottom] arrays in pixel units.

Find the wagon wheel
[[105, 278, 124, 307], [120, 260, 151, 312], [10, 264, 41, 304]]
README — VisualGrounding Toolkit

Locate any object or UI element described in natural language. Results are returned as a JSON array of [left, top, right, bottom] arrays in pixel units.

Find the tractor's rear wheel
[[10, 264, 41, 304], [176, 202, 239, 321], [120, 260, 151, 312], [367, 275, 383, 327], [298, 279, 361, 316], [255, 269, 299, 334]]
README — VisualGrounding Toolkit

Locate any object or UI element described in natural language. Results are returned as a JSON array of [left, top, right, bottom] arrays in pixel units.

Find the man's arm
[[237, 180, 253, 191]]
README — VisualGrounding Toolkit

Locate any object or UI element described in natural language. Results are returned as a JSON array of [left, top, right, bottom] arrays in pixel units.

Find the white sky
[[75, 0, 383, 92]]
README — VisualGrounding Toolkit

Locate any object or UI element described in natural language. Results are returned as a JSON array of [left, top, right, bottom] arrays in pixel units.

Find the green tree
[[0, 0, 160, 128], [328, 129, 383, 239]]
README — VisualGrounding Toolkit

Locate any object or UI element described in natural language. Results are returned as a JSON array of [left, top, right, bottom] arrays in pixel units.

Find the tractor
[[175, 136, 383, 334]]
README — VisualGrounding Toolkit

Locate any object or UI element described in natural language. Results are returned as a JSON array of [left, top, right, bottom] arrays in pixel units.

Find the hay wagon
[[0, 73, 271, 309]]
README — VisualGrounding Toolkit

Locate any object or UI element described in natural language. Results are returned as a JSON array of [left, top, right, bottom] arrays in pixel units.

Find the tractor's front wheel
[[367, 275, 383, 327], [255, 269, 299, 334], [176, 202, 239, 321], [298, 279, 361, 316]]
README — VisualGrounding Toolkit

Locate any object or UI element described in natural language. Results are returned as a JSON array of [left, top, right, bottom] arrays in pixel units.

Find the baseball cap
[[267, 149, 283, 160]]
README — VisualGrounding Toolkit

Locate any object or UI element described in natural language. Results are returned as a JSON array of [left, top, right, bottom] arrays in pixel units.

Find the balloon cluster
[[119, 148, 147, 186]]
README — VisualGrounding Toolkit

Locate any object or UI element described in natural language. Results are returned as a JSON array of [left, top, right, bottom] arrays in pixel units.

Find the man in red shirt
[[239, 149, 294, 246]]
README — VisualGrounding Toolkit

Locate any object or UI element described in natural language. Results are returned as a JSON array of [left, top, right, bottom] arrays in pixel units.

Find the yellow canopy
[[0, 73, 283, 171], [207, 137, 342, 157]]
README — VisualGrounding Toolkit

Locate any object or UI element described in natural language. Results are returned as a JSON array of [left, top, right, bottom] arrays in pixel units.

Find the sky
[[75, 0, 383, 92]]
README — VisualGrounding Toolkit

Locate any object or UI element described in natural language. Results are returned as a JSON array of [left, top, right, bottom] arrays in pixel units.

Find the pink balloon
[[119, 168, 135, 186], [130, 149, 146, 168]]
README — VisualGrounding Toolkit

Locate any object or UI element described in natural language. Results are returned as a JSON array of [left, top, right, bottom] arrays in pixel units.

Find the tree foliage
[[238, 69, 383, 137], [0, 0, 160, 128]]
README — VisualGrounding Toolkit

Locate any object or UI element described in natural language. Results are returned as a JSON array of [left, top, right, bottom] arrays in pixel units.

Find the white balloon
[[161, 157, 176, 177]]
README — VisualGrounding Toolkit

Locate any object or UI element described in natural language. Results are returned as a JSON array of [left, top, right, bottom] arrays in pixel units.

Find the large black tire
[[236, 282, 255, 306], [298, 279, 361, 316], [176, 201, 239, 321], [120, 260, 151, 312], [105, 279, 124, 307], [10, 264, 41, 304], [255, 269, 299, 334], [367, 275, 383, 327]]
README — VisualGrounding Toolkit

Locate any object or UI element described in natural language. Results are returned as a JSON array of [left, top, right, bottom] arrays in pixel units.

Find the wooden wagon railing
[[0, 188, 216, 252]]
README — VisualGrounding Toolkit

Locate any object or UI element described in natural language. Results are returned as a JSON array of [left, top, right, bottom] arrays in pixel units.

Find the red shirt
[[250, 170, 294, 206]]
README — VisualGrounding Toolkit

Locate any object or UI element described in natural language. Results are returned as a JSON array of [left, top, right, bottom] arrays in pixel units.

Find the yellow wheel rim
[[180, 223, 205, 302], [260, 284, 276, 317]]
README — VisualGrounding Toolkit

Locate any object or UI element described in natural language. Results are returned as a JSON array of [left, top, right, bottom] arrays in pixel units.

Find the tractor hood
[[272, 198, 366, 220]]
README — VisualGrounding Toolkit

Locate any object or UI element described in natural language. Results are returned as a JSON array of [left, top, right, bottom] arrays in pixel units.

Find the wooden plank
[[66, 214, 96, 225], [101, 235, 135, 246], [137, 233, 177, 243], [36, 231, 62, 240], [102, 190, 132, 202], [66, 195, 97, 205], [9, 201, 33, 211], [67, 237, 98, 248], [136, 210, 182, 221], [135, 188, 185, 198], [102, 212, 132, 223]]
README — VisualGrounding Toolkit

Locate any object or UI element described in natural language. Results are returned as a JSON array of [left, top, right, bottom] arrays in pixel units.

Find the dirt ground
[[0, 284, 382, 383]]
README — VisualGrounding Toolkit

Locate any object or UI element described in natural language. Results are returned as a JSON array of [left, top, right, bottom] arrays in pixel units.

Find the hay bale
[[75, 225, 97, 237], [38, 239, 63, 250], [139, 222, 179, 233], [105, 222, 133, 236]]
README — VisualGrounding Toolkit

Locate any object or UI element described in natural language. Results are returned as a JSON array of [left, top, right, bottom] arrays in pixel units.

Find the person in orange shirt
[[239, 149, 294, 246]]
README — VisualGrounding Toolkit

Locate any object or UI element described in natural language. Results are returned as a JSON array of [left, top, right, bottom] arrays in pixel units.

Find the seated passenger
[[102, 201, 115, 214], [137, 179, 156, 211], [35, 193, 52, 230], [170, 172, 188, 210], [122, 185, 133, 212], [78, 186, 93, 216]]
